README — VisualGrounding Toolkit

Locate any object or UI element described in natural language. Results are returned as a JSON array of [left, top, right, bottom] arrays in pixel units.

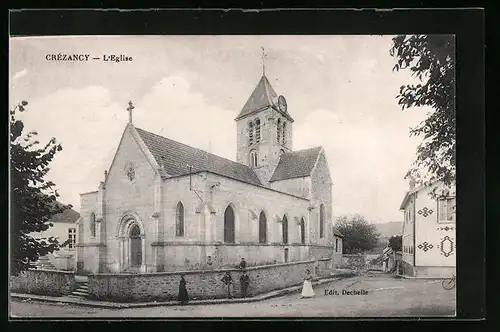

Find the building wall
[[402, 194, 415, 266], [309, 151, 333, 247], [32, 221, 76, 251], [269, 177, 311, 199], [414, 183, 456, 268]]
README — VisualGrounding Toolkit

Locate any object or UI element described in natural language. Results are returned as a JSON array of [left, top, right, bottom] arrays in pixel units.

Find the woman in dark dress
[[178, 275, 189, 304]]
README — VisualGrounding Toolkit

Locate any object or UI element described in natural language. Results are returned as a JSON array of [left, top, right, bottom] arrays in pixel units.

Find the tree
[[10, 100, 70, 276], [390, 35, 456, 189], [334, 214, 380, 254], [388, 235, 402, 252]]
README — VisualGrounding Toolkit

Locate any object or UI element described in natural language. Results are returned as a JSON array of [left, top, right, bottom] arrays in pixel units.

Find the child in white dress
[[301, 269, 315, 298]]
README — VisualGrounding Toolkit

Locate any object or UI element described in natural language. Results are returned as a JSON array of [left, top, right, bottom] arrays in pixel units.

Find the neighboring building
[[399, 179, 456, 278], [33, 206, 80, 270], [76, 73, 342, 274]]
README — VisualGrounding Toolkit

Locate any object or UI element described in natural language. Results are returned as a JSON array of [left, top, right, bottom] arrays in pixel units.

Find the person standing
[[240, 270, 250, 298], [238, 258, 247, 270], [300, 269, 315, 299], [221, 271, 233, 299], [178, 275, 189, 304]]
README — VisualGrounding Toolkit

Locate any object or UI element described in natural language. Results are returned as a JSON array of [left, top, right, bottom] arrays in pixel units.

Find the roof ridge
[[284, 146, 322, 155], [134, 126, 258, 173]]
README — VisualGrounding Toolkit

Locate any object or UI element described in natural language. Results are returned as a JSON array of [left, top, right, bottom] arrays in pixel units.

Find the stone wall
[[10, 269, 76, 296], [340, 254, 367, 271], [88, 259, 331, 302]]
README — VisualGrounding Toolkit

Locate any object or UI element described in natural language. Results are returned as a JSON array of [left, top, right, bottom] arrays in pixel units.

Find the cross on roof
[[127, 101, 135, 124]]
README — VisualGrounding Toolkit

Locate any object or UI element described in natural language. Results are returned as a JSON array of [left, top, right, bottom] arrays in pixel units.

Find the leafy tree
[[10, 100, 70, 276], [390, 35, 456, 189], [388, 235, 402, 252], [334, 214, 380, 254]]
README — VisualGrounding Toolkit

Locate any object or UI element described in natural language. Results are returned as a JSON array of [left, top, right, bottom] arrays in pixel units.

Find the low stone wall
[[10, 269, 76, 296], [88, 259, 332, 302], [340, 254, 367, 270]]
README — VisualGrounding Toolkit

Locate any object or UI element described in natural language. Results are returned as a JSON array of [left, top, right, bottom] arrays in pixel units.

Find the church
[[76, 72, 342, 274]]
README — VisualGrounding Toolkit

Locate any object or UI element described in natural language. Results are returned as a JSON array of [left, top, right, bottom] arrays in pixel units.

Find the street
[[10, 272, 456, 318]]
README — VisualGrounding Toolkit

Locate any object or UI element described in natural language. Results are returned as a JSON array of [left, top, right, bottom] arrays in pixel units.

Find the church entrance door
[[129, 224, 142, 268]]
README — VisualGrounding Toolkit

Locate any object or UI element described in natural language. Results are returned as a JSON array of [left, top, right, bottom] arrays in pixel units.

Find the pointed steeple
[[235, 75, 293, 122]]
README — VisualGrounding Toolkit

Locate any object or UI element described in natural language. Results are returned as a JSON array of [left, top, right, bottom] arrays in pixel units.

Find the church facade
[[76, 74, 342, 274]]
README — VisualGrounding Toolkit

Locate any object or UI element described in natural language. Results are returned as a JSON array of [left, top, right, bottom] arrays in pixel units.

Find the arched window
[[259, 211, 267, 243], [319, 204, 325, 239], [279, 149, 285, 157], [176, 202, 184, 237], [282, 121, 286, 145], [90, 213, 96, 238], [224, 205, 235, 243], [282, 215, 288, 244], [250, 150, 258, 168], [255, 118, 261, 143], [300, 218, 305, 244], [277, 118, 282, 143], [248, 121, 254, 145]]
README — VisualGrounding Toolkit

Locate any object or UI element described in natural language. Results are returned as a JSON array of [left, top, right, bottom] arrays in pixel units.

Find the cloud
[[13, 68, 27, 80], [295, 107, 424, 222]]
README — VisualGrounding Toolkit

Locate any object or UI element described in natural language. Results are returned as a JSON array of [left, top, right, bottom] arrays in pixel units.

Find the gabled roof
[[399, 179, 448, 210], [50, 206, 80, 224], [235, 75, 293, 122], [269, 147, 323, 182], [135, 127, 262, 186]]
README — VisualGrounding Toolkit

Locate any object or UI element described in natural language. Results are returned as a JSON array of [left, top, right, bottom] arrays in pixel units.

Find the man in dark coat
[[240, 271, 250, 298], [178, 275, 189, 304], [221, 271, 233, 299]]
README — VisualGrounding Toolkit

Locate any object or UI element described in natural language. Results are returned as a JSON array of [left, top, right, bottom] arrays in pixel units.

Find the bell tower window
[[250, 150, 258, 168], [277, 118, 282, 143], [282, 121, 286, 145], [255, 118, 261, 143], [248, 121, 254, 146]]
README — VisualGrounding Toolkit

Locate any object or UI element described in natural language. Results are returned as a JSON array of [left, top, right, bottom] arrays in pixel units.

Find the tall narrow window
[[277, 118, 282, 143], [282, 215, 288, 244], [224, 205, 235, 243], [255, 118, 261, 143], [68, 228, 76, 249], [90, 213, 96, 238], [300, 218, 305, 244], [176, 202, 185, 237], [282, 121, 286, 145], [335, 238, 339, 252], [248, 121, 254, 145], [250, 150, 258, 168], [319, 204, 325, 238], [259, 211, 267, 243]]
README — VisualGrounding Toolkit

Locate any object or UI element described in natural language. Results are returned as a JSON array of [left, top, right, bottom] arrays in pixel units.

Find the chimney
[[104, 170, 108, 179], [409, 178, 416, 190]]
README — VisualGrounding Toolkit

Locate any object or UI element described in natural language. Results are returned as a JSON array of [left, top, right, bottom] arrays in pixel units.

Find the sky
[[9, 35, 431, 223]]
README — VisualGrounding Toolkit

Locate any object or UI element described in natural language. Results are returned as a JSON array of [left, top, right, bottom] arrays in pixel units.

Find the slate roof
[[135, 127, 262, 186], [235, 75, 293, 122], [332, 226, 344, 238], [269, 147, 323, 182], [50, 206, 80, 224]]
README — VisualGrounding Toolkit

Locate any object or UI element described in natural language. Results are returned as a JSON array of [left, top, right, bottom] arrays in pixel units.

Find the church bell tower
[[235, 73, 294, 184]]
